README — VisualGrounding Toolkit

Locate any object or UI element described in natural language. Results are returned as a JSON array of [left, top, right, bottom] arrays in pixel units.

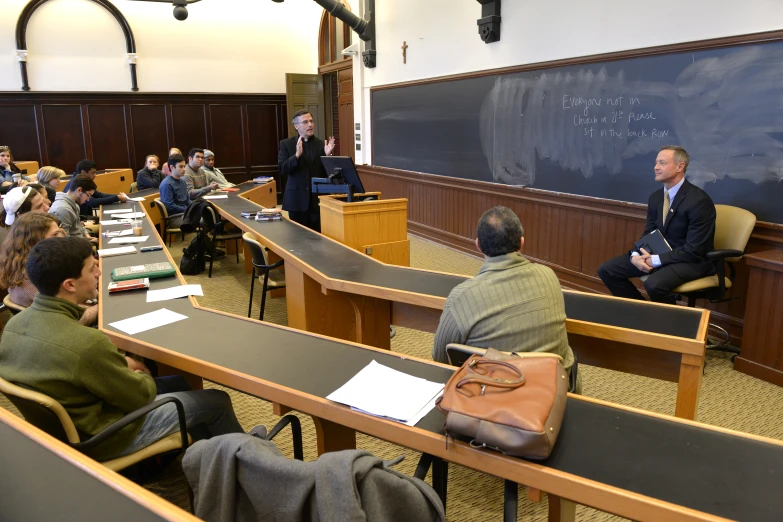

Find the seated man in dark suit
[[277, 110, 335, 232], [598, 145, 716, 304]]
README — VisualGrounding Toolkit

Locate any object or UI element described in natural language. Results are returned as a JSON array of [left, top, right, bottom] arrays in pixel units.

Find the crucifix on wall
[[402, 41, 408, 64]]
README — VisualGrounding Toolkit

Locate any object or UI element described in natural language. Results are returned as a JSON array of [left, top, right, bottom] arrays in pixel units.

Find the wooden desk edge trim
[[566, 319, 706, 357], [0, 408, 198, 522]]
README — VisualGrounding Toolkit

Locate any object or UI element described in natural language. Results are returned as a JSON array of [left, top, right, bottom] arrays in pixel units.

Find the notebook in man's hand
[[634, 229, 672, 255]]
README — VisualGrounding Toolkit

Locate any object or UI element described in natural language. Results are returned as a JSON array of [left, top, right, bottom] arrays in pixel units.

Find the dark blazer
[[277, 136, 326, 212], [641, 178, 716, 267]]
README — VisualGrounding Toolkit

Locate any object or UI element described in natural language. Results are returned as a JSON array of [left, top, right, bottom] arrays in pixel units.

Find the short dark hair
[[188, 148, 204, 160], [476, 206, 525, 257], [168, 153, 185, 169], [660, 145, 689, 172], [291, 110, 312, 124], [68, 174, 97, 193], [75, 159, 97, 174], [27, 237, 94, 296]]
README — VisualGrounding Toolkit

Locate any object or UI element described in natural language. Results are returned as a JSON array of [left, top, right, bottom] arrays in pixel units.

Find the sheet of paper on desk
[[203, 195, 228, 200], [104, 208, 138, 214], [109, 236, 149, 244], [105, 229, 133, 237], [326, 360, 444, 424], [100, 219, 133, 226], [111, 212, 145, 219], [108, 308, 188, 335], [97, 246, 137, 257], [146, 284, 204, 303], [127, 197, 147, 202]]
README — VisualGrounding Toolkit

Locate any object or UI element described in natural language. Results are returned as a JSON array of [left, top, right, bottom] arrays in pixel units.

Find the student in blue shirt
[[159, 154, 190, 229]]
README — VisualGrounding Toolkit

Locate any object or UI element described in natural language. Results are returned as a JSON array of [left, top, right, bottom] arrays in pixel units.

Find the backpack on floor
[[180, 232, 207, 275]]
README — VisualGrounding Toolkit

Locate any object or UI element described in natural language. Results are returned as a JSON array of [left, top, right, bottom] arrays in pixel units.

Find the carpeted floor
[[3, 232, 783, 521]]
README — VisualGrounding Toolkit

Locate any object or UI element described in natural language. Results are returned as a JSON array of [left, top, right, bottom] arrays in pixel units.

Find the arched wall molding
[[15, 0, 138, 91]]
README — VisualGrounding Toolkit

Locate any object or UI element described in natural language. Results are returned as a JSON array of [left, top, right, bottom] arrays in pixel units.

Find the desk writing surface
[[98, 203, 783, 521], [228, 185, 704, 340], [0, 422, 170, 522]]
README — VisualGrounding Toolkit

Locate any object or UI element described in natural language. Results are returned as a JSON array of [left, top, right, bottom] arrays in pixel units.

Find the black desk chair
[[0, 376, 190, 473], [643, 205, 756, 356], [152, 198, 185, 247], [242, 232, 286, 320], [203, 206, 242, 278]]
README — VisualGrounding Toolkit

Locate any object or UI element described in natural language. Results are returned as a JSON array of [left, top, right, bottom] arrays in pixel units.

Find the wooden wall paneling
[[86, 104, 130, 169], [129, 104, 169, 174], [247, 103, 283, 188], [171, 104, 208, 154], [0, 105, 40, 165], [41, 104, 86, 173], [208, 104, 246, 178]]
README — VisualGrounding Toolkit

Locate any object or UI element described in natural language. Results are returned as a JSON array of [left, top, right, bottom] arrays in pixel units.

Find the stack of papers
[[112, 212, 145, 219], [104, 229, 134, 237], [203, 194, 228, 200], [326, 360, 444, 426], [97, 246, 137, 257], [109, 236, 149, 244], [146, 284, 204, 303]]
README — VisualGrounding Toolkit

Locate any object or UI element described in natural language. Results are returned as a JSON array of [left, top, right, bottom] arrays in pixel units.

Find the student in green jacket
[[0, 237, 245, 460]]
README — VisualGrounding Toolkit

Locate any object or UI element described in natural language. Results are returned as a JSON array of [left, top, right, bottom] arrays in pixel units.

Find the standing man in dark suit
[[598, 145, 716, 304], [277, 110, 335, 231]]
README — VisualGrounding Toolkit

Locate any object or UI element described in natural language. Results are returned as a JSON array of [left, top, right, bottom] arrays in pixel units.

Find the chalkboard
[[372, 40, 783, 223]]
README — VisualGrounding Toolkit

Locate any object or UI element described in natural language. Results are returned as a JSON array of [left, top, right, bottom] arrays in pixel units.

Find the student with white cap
[[0, 185, 50, 228]]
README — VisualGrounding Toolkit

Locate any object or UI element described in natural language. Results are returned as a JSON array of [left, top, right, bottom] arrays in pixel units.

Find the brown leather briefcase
[[435, 349, 568, 459]]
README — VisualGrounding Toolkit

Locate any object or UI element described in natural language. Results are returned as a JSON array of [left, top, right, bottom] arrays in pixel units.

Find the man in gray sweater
[[432, 206, 579, 391], [49, 174, 98, 245]]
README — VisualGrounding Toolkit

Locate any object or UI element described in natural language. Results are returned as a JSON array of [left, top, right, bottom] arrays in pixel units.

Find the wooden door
[[337, 68, 354, 161], [285, 74, 326, 139]]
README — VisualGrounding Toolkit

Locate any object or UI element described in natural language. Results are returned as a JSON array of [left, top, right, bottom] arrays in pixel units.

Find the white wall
[[352, 0, 783, 164], [0, 0, 324, 93]]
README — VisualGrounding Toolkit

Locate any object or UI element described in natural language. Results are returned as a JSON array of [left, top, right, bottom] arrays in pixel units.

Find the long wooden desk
[[0, 407, 197, 521], [216, 183, 710, 420], [86, 201, 783, 522]]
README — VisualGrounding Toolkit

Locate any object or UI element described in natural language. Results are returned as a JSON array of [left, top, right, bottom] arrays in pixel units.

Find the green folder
[[111, 262, 176, 281]]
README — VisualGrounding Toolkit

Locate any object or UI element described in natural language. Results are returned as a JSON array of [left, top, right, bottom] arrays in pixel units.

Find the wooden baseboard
[[734, 357, 783, 387]]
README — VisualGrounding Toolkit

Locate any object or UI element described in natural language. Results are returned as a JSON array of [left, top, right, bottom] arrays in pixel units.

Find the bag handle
[[456, 358, 525, 390]]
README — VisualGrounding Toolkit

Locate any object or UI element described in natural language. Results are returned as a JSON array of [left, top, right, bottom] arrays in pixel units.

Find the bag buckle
[[480, 385, 487, 396]]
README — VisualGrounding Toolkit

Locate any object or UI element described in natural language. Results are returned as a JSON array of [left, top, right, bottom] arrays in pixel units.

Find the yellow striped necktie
[[662, 189, 670, 225]]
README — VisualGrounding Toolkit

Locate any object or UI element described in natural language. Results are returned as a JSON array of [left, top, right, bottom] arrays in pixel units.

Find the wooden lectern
[[319, 193, 410, 266]]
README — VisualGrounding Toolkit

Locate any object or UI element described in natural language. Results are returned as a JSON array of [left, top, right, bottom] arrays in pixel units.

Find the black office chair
[[641, 205, 756, 357], [152, 198, 185, 247], [0, 376, 190, 473], [676, 205, 756, 355], [242, 232, 286, 320], [203, 206, 242, 278]]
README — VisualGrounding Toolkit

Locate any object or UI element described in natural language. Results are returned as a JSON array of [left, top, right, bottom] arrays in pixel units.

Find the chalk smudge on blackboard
[[479, 46, 783, 188]]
